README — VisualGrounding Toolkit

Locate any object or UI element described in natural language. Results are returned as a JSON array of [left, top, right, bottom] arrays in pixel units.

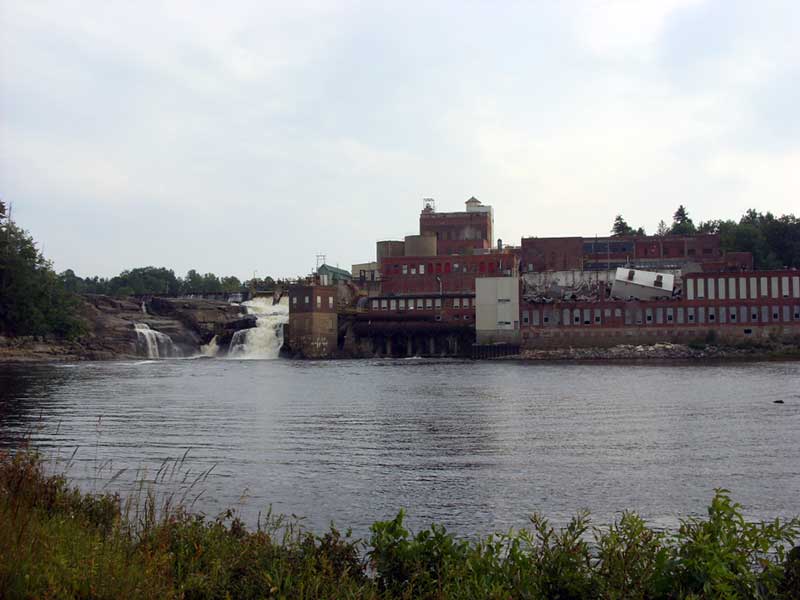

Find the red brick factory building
[[284, 198, 799, 358]]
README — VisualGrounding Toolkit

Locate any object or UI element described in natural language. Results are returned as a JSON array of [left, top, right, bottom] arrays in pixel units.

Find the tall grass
[[1, 448, 799, 599]]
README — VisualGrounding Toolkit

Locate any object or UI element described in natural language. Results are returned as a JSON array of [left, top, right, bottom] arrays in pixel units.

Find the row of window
[[581, 242, 716, 256], [386, 261, 506, 276], [370, 297, 473, 311], [292, 295, 334, 309], [686, 275, 800, 301], [521, 305, 800, 327]]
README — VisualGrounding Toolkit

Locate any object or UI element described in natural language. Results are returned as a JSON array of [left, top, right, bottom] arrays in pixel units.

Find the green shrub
[[2, 450, 799, 599]]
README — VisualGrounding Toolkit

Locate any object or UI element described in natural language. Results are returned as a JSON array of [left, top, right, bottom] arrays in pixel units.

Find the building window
[[402, 264, 408, 275], [435, 298, 441, 309], [371, 300, 378, 310], [304, 296, 310, 304], [417, 299, 424, 309], [399, 299, 406, 309], [425, 298, 433, 309], [317, 296, 322, 308], [419, 264, 425, 275], [328, 297, 334, 309], [390, 299, 397, 310], [292, 296, 297, 305], [454, 298, 461, 308], [380, 299, 388, 310], [410, 267, 417, 275]]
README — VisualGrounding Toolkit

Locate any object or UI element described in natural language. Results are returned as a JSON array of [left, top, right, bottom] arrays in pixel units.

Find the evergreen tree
[[611, 215, 634, 236], [656, 220, 670, 236], [670, 205, 697, 235]]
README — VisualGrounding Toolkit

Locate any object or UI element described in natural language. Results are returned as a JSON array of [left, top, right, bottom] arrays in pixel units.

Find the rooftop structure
[[419, 197, 494, 255]]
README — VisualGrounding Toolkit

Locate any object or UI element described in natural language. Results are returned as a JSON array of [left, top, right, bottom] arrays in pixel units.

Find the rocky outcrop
[[0, 295, 249, 361], [518, 341, 800, 361]]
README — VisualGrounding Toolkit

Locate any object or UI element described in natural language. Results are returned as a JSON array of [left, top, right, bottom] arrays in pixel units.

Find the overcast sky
[[1, 1, 798, 279]]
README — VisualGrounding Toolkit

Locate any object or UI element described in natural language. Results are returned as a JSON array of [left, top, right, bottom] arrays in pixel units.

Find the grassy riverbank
[[2, 450, 799, 599]]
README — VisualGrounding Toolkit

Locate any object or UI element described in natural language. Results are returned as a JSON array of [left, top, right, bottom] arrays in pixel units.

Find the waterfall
[[227, 297, 289, 359], [199, 335, 219, 357], [134, 323, 177, 358]]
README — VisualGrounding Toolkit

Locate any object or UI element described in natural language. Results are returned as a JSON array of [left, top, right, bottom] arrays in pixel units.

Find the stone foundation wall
[[286, 312, 338, 358]]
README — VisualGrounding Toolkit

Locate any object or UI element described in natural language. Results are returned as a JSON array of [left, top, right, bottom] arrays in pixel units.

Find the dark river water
[[1, 358, 798, 538]]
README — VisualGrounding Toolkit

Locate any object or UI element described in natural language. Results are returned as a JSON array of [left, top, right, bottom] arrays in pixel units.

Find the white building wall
[[611, 268, 675, 300], [476, 277, 520, 344]]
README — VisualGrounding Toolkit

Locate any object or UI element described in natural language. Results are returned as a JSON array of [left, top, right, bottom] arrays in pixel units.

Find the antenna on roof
[[422, 198, 436, 213], [315, 254, 326, 271]]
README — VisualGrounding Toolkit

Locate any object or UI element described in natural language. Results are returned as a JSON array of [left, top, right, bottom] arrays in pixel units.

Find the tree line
[[612, 205, 800, 268], [58, 267, 281, 297]]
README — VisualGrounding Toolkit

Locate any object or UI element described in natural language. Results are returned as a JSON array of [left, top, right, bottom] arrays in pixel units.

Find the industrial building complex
[[284, 198, 800, 358]]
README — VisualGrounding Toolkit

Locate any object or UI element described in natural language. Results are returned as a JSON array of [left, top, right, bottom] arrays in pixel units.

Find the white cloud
[[569, 0, 706, 59]]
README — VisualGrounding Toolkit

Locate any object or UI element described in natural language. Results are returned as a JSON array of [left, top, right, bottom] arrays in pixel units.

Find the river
[[1, 358, 798, 538]]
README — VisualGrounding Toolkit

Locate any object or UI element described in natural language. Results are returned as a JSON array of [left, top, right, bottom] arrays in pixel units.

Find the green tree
[[611, 215, 634, 236], [220, 276, 243, 292], [0, 208, 86, 338], [656, 220, 670, 236], [671, 205, 697, 235]]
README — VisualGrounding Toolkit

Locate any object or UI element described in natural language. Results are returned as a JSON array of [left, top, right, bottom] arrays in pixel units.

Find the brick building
[[285, 284, 338, 358], [520, 233, 734, 272], [419, 197, 493, 255]]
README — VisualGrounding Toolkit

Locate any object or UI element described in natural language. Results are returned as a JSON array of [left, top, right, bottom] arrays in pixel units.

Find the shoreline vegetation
[[1, 449, 799, 599]]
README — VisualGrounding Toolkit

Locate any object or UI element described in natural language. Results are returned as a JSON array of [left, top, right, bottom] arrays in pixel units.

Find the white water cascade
[[199, 335, 219, 357], [134, 323, 178, 358], [227, 297, 289, 359]]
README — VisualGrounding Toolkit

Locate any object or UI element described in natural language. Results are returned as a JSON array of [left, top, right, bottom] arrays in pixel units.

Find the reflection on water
[[1, 359, 798, 537]]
